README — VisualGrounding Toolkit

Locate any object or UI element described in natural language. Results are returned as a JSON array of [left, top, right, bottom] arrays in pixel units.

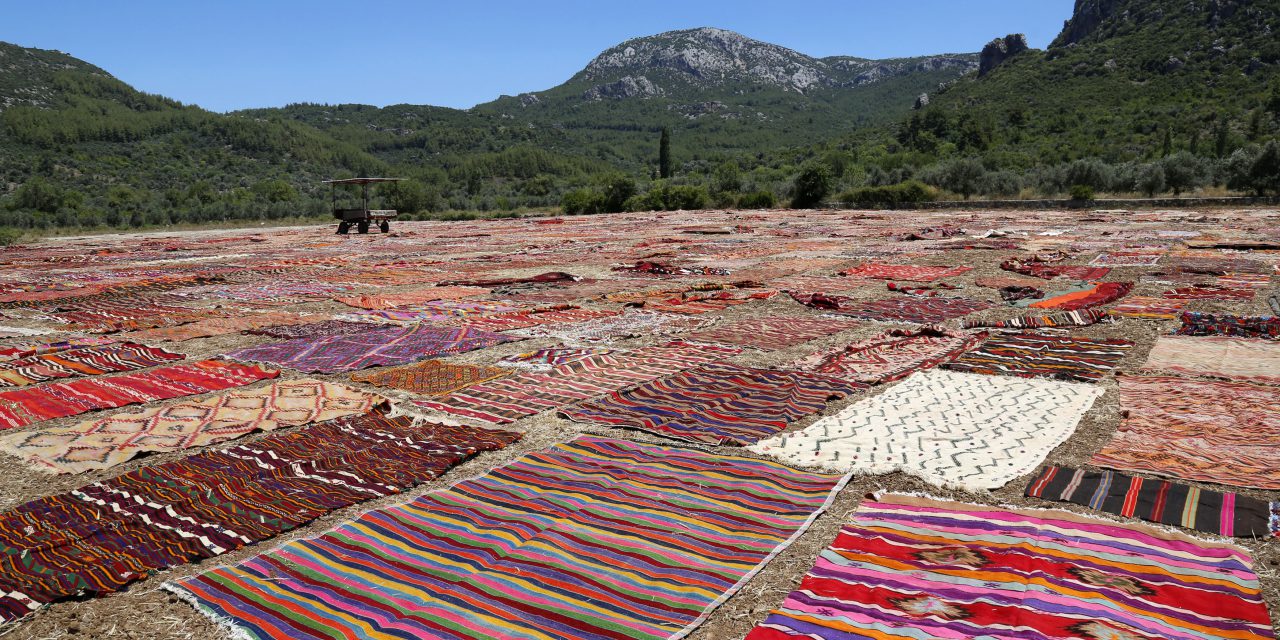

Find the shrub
[[923, 157, 985, 199], [791, 164, 832, 208], [1133, 163, 1166, 197], [837, 181, 935, 208], [560, 188, 604, 215], [599, 173, 636, 213], [1068, 184, 1095, 201], [0, 227, 22, 246], [1160, 152, 1208, 195], [1248, 140, 1280, 195], [627, 183, 709, 211], [736, 190, 777, 209]]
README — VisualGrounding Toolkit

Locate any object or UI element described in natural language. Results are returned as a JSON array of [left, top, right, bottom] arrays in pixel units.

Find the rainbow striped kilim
[[747, 494, 1277, 640], [170, 436, 847, 640]]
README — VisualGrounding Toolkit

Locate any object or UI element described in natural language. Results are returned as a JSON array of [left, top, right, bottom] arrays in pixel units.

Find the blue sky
[[4, 0, 1074, 112]]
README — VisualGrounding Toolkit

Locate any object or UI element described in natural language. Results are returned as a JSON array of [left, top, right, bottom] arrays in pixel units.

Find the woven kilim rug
[[1106, 295, 1189, 319], [745, 494, 1276, 640], [0, 360, 279, 431], [645, 290, 779, 315], [562, 362, 861, 445], [961, 308, 1107, 329], [1162, 283, 1261, 301], [839, 263, 971, 282], [508, 310, 716, 343], [943, 332, 1133, 382], [1090, 250, 1165, 266], [119, 312, 320, 343], [1002, 261, 1111, 281], [749, 369, 1102, 491], [0, 379, 385, 474], [0, 337, 114, 362], [1026, 465, 1278, 538], [337, 300, 523, 325], [0, 414, 519, 623], [1175, 311, 1280, 340], [684, 316, 857, 351], [243, 319, 372, 340], [224, 323, 518, 373], [350, 359, 510, 395], [1141, 335, 1280, 385], [0, 342, 185, 387], [497, 346, 617, 370], [459, 307, 620, 332], [1092, 375, 1280, 489], [414, 343, 740, 423], [168, 436, 847, 640], [789, 327, 983, 384], [795, 294, 993, 324], [333, 286, 488, 310], [1024, 281, 1134, 310]]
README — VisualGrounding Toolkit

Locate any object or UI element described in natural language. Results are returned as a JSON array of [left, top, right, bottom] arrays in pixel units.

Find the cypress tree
[[1215, 116, 1230, 158], [659, 127, 672, 179]]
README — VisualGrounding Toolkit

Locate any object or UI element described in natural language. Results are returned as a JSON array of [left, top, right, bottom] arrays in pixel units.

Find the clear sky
[[4, 0, 1075, 112]]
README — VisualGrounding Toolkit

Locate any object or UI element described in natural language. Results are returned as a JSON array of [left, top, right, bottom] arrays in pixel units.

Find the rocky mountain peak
[[582, 27, 830, 94]]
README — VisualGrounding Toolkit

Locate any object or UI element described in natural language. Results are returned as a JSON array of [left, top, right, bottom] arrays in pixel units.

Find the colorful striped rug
[[1141, 335, 1280, 386], [414, 343, 739, 423], [225, 323, 518, 373], [1092, 375, 1280, 489], [168, 437, 847, 640], [333, 286, 489, 310], [746, 494, 1276, 640], [1106, 294, 1189, 319], [0, 414, 518, 623], [243, 318, 373, 340], [0, 379, 385, 474], [562, 362, 861, 445], [1024, 281, 1134, 310], [350, 359, 511, 396], [1175, 311, 1280, 340], [1026, 465, 1278, 538], [943, 332, 1133, 382], [0, 360, 279, 431], [684, 316, 857, 351], [790, 293, 993, 324], [961, 307, 1107, 329], [0, 341, 185, 387], [839, 263, 971, 282], [497, 346, 617, 370], [789, 327, 984, 384]]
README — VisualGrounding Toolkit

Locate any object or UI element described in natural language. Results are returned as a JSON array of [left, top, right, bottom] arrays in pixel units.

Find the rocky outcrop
[[978, 35, 1029, 77], [583, 75, 663, 100], [1052, 0, 1125, 47]]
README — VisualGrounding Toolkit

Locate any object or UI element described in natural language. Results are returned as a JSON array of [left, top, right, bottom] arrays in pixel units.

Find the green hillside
[[862, 0, 1280, 198], [3, 3, 1280, 236]]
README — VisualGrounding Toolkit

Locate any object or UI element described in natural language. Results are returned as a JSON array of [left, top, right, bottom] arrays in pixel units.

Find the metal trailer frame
[[323, 177, 404, 234]]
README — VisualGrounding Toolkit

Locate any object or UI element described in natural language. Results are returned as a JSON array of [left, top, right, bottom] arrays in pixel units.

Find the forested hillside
[[2, 2, 1280, 238]]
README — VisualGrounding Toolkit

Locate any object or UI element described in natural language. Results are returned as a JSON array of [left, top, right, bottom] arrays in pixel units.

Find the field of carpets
[[0, 207, 1277, 639]]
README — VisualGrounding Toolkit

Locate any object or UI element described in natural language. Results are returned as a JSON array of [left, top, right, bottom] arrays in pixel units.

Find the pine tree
[[658, 127, 672, 179], [1161, 129, 1172, 157]]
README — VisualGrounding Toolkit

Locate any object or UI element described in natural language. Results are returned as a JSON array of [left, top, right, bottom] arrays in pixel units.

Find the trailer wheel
[[357, 221, 370, 234], [337, 221, 349, 234], [379, 221, 390, 233]]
